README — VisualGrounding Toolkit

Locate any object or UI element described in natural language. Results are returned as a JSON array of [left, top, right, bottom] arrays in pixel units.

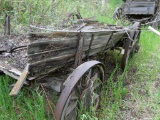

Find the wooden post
[[4, 15, 10, 35], [74, 33, 84, 68]]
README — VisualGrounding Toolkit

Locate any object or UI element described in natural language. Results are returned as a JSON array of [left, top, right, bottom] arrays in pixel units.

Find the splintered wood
[[9, 65, 29, 96]]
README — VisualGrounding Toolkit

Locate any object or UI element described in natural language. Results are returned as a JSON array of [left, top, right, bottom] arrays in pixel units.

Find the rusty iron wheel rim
[[54, 61, 105, 120]]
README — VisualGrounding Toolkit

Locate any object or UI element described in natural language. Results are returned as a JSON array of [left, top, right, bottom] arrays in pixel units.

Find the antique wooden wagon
[[114, 0, 160, 27], [0, 20, 141, 120]]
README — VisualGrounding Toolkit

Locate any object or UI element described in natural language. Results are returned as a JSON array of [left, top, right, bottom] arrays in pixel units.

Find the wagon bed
[[0, 20, 141, 98], [0, 23, 128, 79]]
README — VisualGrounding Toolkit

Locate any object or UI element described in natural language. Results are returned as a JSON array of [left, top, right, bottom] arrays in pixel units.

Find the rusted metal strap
[[4, 15, 10, 36], [74, 32, 84, 68], [86, 34, 94, 59]]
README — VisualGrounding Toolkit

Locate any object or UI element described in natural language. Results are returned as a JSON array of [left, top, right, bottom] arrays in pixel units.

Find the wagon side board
[[27, 30, 125, 77]]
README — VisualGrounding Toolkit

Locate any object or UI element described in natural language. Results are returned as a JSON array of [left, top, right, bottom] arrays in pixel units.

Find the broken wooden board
[[9, 65, 29, 96]]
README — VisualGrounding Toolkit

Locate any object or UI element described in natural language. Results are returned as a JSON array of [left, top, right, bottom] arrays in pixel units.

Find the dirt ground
[[0, 35, 29, 71]]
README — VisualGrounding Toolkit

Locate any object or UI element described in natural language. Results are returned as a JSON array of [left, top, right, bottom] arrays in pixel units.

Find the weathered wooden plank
[[29, 43, 106, 69], [29, 36, 78, 43], [29, 31, 79, 39], [108, 32, 125, 46], [0, 62, 30, 84], [124, 2, 155, 7], [124, 7, 155, 15], [27, 38, 77, 54], [28, 47, 76, 63], [0, 67, 19, 80], [0, 61, 22, 75], [29, 66, 65, 80], [9, 65, 29, 96], [27, 34, 112, 62], [29, 31, 113, 42], [29, 54, 74, 75], [27, 34, 112, 54], [81, 31, 113, 36], [134, 0, 155, 1], [28, 42, 110, 75], [30, 32, 112, 43], [29, 45, 109, 77]]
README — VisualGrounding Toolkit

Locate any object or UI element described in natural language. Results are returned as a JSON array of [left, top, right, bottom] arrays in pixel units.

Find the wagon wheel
[[54, 61, 105, 120], [121, 22, 141, 70]]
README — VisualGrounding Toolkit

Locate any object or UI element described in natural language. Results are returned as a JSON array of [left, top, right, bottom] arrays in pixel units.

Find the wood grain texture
[[9, 65, 29, 96], [27, 30, 125, 77], [27, 34, 112, 62]]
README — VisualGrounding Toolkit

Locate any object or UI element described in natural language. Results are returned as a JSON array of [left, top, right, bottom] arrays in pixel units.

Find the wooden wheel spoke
[[92, 93, 100, 110], [79, 69, 92, 88], [87, 69, 92, 79], [65, 100, 78, 117], [93, 81, 101, 91], [92, 93, 99, 101], [91, 73, 98, 82]]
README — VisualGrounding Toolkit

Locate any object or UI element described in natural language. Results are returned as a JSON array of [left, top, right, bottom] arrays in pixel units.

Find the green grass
[[98, 30, 160, 120], [0, 0, 122, 34], [0, 0, 160, 120], [0, 75, 51, 120]]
